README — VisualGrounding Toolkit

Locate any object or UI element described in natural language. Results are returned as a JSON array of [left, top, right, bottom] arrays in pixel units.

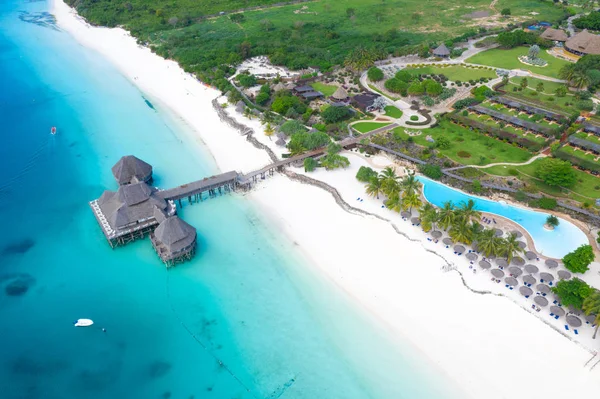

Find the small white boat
[[73, 318, 94, 327], [50, 126, 57, 135]]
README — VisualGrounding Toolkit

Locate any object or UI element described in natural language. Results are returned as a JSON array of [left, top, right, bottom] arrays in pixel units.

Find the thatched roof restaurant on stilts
[[112, 155, 153, 185], [150, 216, 197, 267]]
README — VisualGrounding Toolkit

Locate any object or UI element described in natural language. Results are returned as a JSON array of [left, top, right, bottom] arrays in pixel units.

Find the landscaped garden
[[500, 78, 576, 115], [390, 119, 533, 166], [384, 106, 403, 118], [402, 64, 496, 82], [353, 122, 392, 133], [573, 131, 600, 146], [465, 47, 570, 79], [310, 82, 338, 97], [465, 112, 548, 145]]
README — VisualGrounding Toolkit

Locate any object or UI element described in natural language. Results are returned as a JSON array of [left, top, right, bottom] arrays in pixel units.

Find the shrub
[[356, 166, 378, 182], [410, 115, 419, 121], [538, 197, 557, 210], [535, 158, 576, 187], [385, 78, 409, 95], [321, 106, 352, 124], [551, 278, 592, 309], [563, 245, 595, 274], [237, 74, 257, 88], [419, 163, 443, 179], [255, 92, 270, 105], [546, 215, 559, 228], [304, 157, 318, 172], [368, 67, 384, 82], [453, 97, 480, 109], [279, 120, 307, 136], [407, 81, 425, 96], [395, 70, 414, 82], [472, 179, 482, 193]]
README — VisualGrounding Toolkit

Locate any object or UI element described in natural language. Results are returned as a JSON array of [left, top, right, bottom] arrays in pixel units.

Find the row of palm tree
[[420, 200, 524, 262], [366, 167, 424, 213]]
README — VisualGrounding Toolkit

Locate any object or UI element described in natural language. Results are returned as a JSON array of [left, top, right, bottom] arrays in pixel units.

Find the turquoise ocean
[[0, 1, 464, 398]]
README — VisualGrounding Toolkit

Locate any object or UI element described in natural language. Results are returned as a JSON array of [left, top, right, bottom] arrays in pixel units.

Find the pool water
[[418, 177, 588, 258]]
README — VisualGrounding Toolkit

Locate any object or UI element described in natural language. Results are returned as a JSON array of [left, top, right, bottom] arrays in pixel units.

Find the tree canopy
[[368, 67, 385, 82], [551, 278, 592, 309], [563, 244, 595, 274], [321, 106, 353, 124], [356, 166, 378, 182], [535, 158, 576, 187]]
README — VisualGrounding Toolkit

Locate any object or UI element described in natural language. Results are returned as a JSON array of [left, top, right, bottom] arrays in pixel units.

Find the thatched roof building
[[432, 44, 451, 58], [272, 82, 287, 92], [540, 28, 568, 42], [566, 30, 600, 55], [151, 216, 197, 266], [112, 155, 153, 185], [93, 182, 175, 246], [352, 93, 380, 112], [331, 86, 349, 101]]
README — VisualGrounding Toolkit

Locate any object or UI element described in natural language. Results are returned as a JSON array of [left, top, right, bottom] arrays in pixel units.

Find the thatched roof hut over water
[[112, 155, 153, 185], [151, 216, 197, 267]]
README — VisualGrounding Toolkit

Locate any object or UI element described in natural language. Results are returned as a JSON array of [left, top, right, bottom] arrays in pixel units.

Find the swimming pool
[[417, 177, 588, 258]]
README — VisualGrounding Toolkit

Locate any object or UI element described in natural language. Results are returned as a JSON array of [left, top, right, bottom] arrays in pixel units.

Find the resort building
[[150, 216, 197, 267], [292, 85, 323, 100], [272, 82, 287, 92], [330, 86, 350, 103], [432, 44, 451, 58], [90, 181, 176, 248], [352, 93, 381, 112], [565, 30, 600, 56], [540, 28, 568, 43], [112, 155, 153, 185]]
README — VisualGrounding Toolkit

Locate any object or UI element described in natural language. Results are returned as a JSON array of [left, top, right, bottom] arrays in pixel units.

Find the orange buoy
[[51, 126, 57, 135]]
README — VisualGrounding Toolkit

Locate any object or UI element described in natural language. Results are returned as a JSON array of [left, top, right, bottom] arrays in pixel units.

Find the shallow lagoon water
[[0, 1, 463, 398]]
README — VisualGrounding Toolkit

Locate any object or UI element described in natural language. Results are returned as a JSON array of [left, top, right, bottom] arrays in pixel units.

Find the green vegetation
[[356, 166, 378, 182], [303, 157, 318, 172], [537, 197, 557, 210], [535, 158, 576, 188], [310, 82, 337, 97], [573, 11, 600, 30], [419, 164, 443, 180], [392, 120, 533, 166], [321, 106, 353, 123], [466, 47, 570, 79], [545, 215, 559, 228], [552, 278, 592, 310], [384, 106, 403, 118], [287, 130, 330, 155], [559, 55, 600, 89], [368, 67, 384, 82], [403, 65, 496, 82], [279, 119, 307, 136], [563, 245, 595, 274], [583, 290, 600, 339], [321, 142, 350, 170], [410, 115, 419, 121], [352, 122, 391, 133]]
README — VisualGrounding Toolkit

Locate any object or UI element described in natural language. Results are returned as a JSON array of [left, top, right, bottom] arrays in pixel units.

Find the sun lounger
[[565, 325, 569, 331], [575, 330, 578, 335]]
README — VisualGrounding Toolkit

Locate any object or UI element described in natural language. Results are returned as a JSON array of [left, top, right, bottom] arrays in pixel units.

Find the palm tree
[[420, 203, 439, 232], [365, 177, 383, 199], [449, 218, 473, 244], [559, 64, 576, 82], [477, 228, 502, 257], [437, 201, 455, 231], [469, 222, 484, 243], [571, 71, 591, 89], [400, 174, 422, 196], [583, 290, 600, 339], [379, 167, 400, 196], [402, 192, 423, 214], [385, 192, 403, 213], [499, 233, 524, 263], [456, 199, 481, 223]]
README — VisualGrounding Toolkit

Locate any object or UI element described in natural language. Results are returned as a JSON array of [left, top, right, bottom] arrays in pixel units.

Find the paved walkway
[[444, 154, 546, 171]]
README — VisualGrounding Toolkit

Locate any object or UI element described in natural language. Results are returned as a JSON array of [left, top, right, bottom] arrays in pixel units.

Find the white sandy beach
[[52, 1, 600, 398]]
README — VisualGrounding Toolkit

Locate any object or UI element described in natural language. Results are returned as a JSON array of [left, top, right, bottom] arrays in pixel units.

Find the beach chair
[[555, 315, 559, 319], [550, 313, 554, 317], [575, 330, 579, 335], [565, 325, 569, 331]]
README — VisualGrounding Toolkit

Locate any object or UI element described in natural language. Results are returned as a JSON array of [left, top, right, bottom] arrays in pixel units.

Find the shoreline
[[51, 1, 600, 398]]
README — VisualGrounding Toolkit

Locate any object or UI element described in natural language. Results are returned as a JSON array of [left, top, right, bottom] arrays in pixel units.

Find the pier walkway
[[160, 123, 399, 205]]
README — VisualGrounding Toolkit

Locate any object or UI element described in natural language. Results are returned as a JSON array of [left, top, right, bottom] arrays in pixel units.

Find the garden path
[[444, 153, 546, 171]]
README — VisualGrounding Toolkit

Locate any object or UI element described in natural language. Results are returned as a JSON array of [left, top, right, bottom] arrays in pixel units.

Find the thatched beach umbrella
[[494, 228, 503, 237], [443, 238, 453, 245], [512, 257, 525, 266], [517, 241, 527, 249], [479, 260, 491, 269], [557, 270, 572, 280], [540, 272, 554, 283], [431, 230, 442, 239], [486, 253, 496, 260], [411, 217, 420, 225], [566, 315, 582, 327], [523, 275, 536, 286], [454, 245, 465, 253], [496, 259, 508, 268], [472, 242, 479, 252], [520, 286, 533, 297], [550, 306, 565, 317], [585, 314, 597, 324], [545, 259, 559, 269], [505, 277, 518, 287], [536, 283, 551, 294], [466, 252, 478, 261], [534, 296, 549, 307], [401, 211, 411, 219], [524, 264, 539, 274], [508, 266, 522, 277], [491, 269, 505, 278], [511, 230, 523, 238], [525, 251, 537, 260]]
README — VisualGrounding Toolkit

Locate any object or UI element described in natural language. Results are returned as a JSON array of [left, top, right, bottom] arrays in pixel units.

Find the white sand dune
[[52, 1, 600, 397]]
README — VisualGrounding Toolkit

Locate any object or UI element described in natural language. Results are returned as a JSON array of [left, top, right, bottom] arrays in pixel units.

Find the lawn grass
[[403, 64, 496, 81], [310, 82, 337, 97], [393, 119, 533, 165], [485, 158, 600, 203], [508, 76, 566, 94], [574, 131, 600, 146], [353, 122, 391, 133], [466, 112, 548, 144], [503, 83, 576, 114], [384, 106, 403, 118], [465, 47, 571, 79]]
